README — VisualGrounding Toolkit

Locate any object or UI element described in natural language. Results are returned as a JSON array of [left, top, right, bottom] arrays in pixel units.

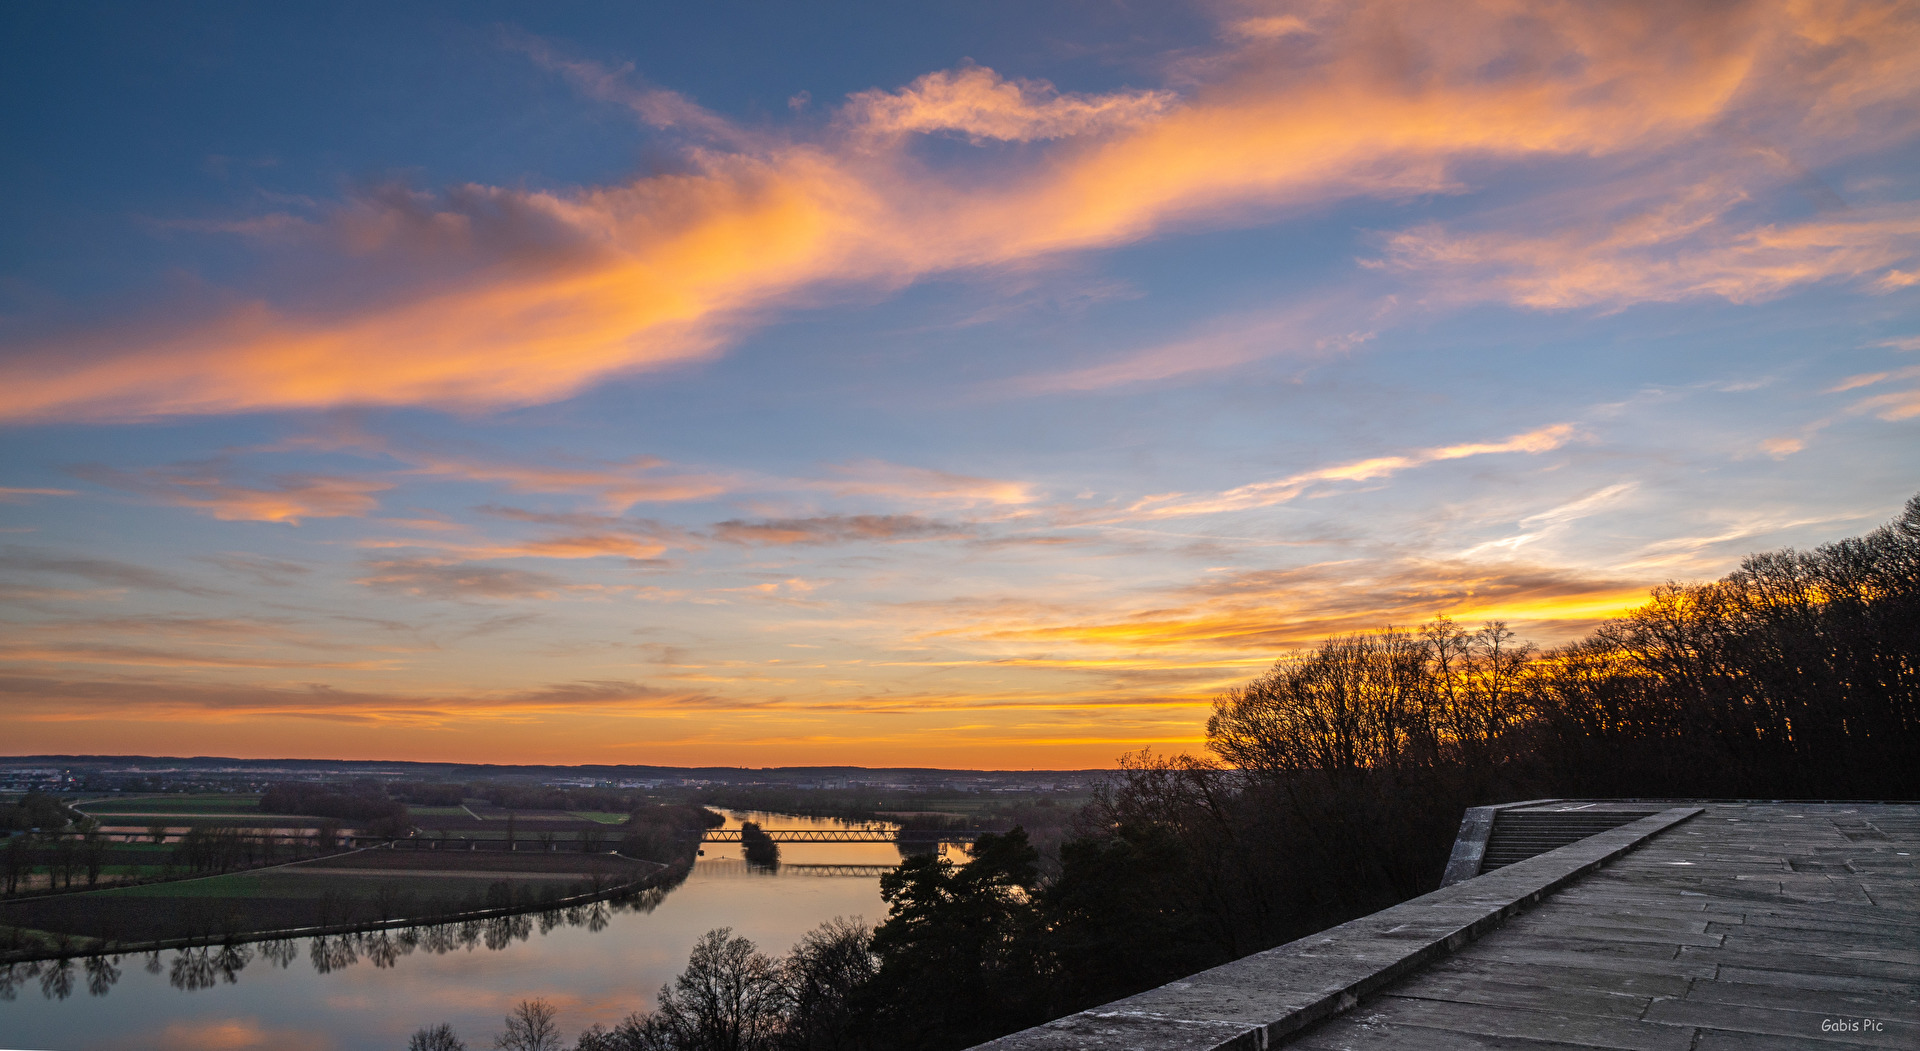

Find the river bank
[[0, 811, 900, 1051]]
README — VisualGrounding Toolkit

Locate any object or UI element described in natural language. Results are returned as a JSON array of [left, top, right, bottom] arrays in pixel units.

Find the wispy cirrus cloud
[[923, 557, 1649, 654], [840, 65, 1177, 143], [1375, 189, 1920, 310], [70, 462, 391, 523], [4, 1, 1913, 421], [0, 486, 77, 502], [1011, 298, 1378, 393], [816, 460, 1039, 507], [402, 452, 734, 511], [1458, 483, 1637, 557], [711, 514, 965, 546], [1830, 363, 1920, 420], [0, 673, 725, 723], [0, 546, 216, 595], [355, 557, 573, 601], [1127, 423, 1579, 518]]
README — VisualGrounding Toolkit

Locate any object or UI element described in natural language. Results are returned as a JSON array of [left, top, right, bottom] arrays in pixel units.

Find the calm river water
[[1, 812, 920, 1051]]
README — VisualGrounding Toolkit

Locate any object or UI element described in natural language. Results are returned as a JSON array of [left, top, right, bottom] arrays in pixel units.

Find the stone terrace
[[976, 802, 1918, 1051]]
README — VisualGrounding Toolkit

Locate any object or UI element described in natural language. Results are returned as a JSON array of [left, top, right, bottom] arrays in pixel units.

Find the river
[[0, 812, 926, 1051]]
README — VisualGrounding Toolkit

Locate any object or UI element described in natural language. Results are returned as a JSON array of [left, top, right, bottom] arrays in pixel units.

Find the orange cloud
[[1828, 363, 1920, 419], [1128, 423, 1577, 518], [0, 641, 398, 670], [0, 614, 412, 672], [1850, 386, 1920, 420], [1377, 194, 1920, 309], [1012, 299, 1377, 393], [841, 65, 1176, 142], [0, 485, 77, 501], [818, 460, 1038, 506], [402, 451, 734, 511], [151, 1018, 330, 1051], [711, 514, 965, 545], [355, 557, 573, 600], [1, 546, 213, 594], [931, 557, 1650, 654], [3, 0, 1909, 421], [71, 463, 390, 523]]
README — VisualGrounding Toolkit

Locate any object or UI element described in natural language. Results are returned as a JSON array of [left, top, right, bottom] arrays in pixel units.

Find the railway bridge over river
[[693, 827, 981, 843]]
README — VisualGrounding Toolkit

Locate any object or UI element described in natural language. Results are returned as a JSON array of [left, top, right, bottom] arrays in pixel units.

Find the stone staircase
[[1479, 809, 1661, 872]]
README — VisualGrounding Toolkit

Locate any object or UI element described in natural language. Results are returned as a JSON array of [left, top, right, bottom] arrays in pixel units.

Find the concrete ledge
[[970, 807, 1702, 1051], [1438, 798, 1562, 887]]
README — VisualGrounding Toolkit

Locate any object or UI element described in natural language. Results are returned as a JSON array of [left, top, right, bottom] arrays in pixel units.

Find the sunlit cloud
[[1458, 483, 1637, 557], [712, 514, 966, 546], [840, 65, 1176, 143], [356, 557, 573, 600], [70, 462, 391, 523], [3, 1, 1916, 768], [1376, 192, 1920, 310], [4, 1, 1912, 421], [401, 451, 734, 512], [147, 1018, 331, 1051], [817, 460, 1038, 507], [0, 673, 728, 723], [0, 640, 398, 670], [1830, 363, 1920, 419], [929, 557, 1650, 654], [1012, 300, 1377, 393], [1128, 423, 1578, 518], [0, 485, 77, 502], [0, 546, 216, 595], [201, 553, 313, 587]]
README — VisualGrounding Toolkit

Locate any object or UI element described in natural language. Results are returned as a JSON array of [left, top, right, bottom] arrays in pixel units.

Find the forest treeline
[[426, 494, 1917, 1051]]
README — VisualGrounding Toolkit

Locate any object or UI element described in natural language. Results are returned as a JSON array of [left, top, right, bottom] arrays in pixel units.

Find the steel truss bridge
[[703, 862, 900, 878], [694, 828, 979, 843]]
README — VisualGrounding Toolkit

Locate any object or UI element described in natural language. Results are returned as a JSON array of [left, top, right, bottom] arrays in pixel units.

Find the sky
[[1, 0, 1917, 769]]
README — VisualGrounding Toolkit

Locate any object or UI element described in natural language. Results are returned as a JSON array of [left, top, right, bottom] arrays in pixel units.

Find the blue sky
[[3, 0, 1917, 767]]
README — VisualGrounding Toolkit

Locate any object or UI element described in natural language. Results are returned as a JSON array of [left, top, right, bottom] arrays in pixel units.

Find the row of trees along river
[[404, 493, 1919, 1051]]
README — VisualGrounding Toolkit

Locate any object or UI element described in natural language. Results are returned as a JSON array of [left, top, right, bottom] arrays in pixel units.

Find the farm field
[[0, 848, 663, 951], [91, 814, 336, 831], [74, 794, 264, 815]]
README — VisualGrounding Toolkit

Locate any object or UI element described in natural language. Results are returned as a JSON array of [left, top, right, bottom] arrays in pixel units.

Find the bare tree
[[779, 918, 875, 1051], [409, 1022, 467, 1051], [495, 998, 562, 1051], [630, 928, 785, 1051]]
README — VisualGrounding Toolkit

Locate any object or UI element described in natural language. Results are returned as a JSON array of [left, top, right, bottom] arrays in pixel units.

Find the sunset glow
[[2, 0, 1916, 766]]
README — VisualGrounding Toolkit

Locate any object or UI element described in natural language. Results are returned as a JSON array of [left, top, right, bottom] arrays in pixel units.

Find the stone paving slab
[[1292, 1022, 1635, 1051], [1419, 958, 1695, 1000], [1673, 979, 1920, 1025], [971, 809, 1703, 1051], [1322, 997, 1697, 1051], [1283, 803, 1919, 1050], [970, 803, 1917, 1051]]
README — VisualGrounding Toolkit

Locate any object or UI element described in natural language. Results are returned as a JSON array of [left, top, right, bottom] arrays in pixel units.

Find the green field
[[404, 806, 471, 817], [0, 850, 666, 951], [568, 811, 629, 824], [76, 794, 264, 815], [93, 815, 326, 830]]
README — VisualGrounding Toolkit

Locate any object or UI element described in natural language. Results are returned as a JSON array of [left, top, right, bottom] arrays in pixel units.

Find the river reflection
[[0, 812, 919, 1051], [0, 896, 652, 1002]]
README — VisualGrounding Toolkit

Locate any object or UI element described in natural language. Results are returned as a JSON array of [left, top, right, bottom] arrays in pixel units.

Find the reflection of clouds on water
[[170, 943, 251, 990], [0, 891, 667, 1001], [696, 860, 897, 879], [147, 1016, 333, 1051], [5, 822, 896, 1050]]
